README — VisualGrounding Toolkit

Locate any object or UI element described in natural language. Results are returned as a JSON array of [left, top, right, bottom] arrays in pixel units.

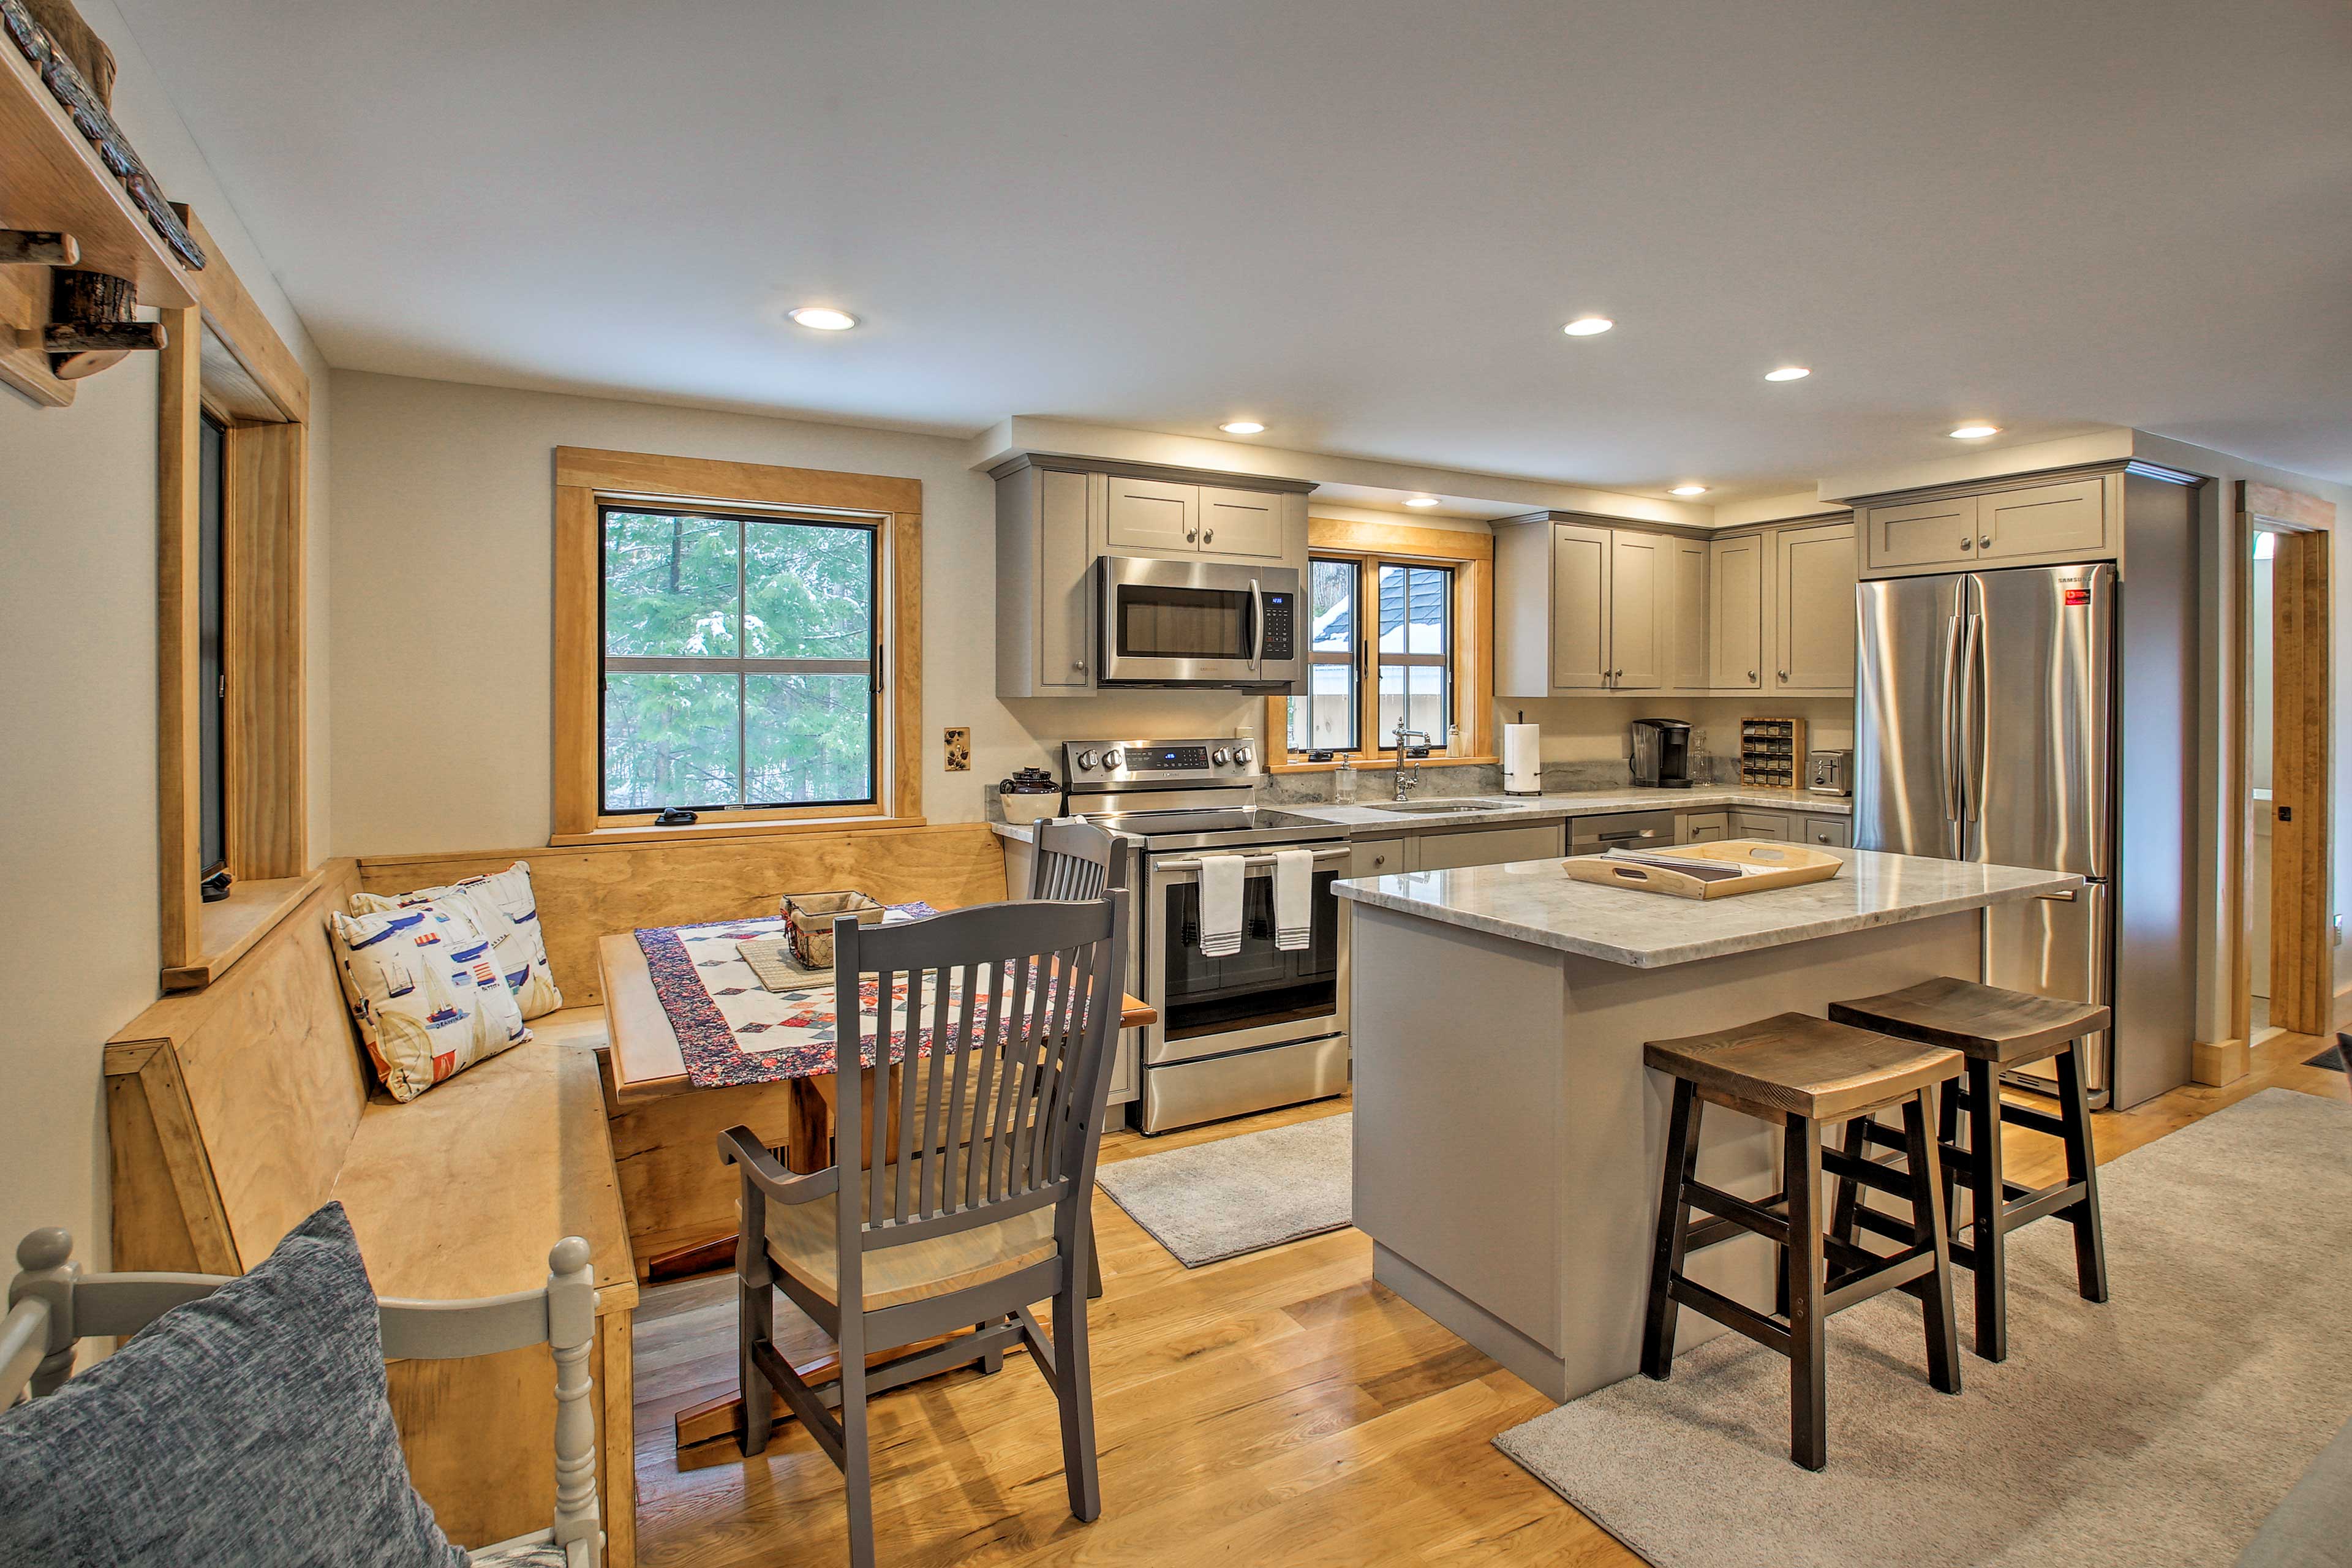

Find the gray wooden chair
[[720, 890, 1129, 1568], [1027, 818, 1129, 903], [2, 1229, 602, 1566]]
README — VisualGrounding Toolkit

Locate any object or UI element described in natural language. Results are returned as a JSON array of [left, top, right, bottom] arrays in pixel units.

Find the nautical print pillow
[[328, 898, 530, 1101], [350, 861, 564, 1018]]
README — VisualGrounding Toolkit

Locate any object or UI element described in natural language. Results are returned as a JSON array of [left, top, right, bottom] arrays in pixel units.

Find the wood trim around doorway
[[2210, 481, 2335, 1082]]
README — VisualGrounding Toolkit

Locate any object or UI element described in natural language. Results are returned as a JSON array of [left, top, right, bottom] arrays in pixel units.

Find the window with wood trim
[[599, 504, 880, 813], [1284, 554, 1464, 757], [553, 447, 924, 842]]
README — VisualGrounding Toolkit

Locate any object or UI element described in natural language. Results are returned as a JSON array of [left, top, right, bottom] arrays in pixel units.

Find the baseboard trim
[[2192, 1038, 2250, 1088]]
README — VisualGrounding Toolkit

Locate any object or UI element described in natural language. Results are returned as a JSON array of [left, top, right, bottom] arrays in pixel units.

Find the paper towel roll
[[1503, 723, 1542, 795]]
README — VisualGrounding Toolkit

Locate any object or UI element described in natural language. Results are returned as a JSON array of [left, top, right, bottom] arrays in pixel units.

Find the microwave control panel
[[1261, 592, 1295, 660]]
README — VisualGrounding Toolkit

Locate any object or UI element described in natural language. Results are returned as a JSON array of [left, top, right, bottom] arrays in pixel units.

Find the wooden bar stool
[[1827, 976, 2110, 1363], [1641, 1012, 1966, 1471]]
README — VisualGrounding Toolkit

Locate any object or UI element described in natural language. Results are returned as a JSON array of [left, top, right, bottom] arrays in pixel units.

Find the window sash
[[1289, 555, 1456, 758], [597, 502, 881, 814]]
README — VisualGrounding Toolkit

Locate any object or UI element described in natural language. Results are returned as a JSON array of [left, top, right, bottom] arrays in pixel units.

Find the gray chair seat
[[760, 1176, 1058, 1311]]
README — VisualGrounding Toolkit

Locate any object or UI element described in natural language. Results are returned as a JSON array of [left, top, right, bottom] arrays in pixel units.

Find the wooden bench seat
[[105, 862, 640, 1566]]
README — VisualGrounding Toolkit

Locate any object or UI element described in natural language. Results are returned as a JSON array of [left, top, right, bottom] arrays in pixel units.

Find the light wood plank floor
[[632, 1028, 2351, 1567]]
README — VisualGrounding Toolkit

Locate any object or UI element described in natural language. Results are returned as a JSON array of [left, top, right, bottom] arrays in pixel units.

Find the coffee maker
[[1629, 718, 1695, 789]]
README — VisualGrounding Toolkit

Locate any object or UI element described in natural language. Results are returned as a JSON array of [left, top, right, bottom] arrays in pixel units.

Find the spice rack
[[1738, 717, 1805, 788]]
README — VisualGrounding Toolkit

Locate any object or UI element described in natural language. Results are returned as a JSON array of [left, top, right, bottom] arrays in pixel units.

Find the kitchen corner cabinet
[[994, 456, 1310, 697], [1496, 516, 1697, 698], [1858, 473, 2119, 578]]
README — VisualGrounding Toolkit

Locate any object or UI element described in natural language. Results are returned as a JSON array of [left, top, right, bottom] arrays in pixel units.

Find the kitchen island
[[1335, 845, 2081, 1403]]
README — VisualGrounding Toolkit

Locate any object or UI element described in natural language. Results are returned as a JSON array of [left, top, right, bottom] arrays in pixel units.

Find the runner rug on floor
[[1096, 1113, 1351, 1267], [1493, 1088, 2352, 1568]]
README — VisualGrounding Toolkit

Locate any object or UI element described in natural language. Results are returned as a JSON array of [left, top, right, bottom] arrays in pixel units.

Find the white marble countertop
[[1333, 846, 2080, 968], [989, 785, 1851, 843]]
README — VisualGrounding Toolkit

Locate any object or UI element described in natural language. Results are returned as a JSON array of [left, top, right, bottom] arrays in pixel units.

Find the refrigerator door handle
[[1959, 609, 1985, 826], [1938, 609, 1966, 824]]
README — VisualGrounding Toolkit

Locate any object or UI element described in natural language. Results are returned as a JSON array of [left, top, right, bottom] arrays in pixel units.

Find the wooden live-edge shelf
[[0, 21, 200, 407], [161, 865, 330, 992]]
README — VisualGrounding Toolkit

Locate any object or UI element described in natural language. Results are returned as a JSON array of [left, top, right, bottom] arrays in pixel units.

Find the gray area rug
[[1495, 1089, 2352, 1568], [1096, 1113, 1351, 1266]]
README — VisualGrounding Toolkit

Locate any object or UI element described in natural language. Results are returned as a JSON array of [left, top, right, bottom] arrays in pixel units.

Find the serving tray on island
[[1562, 840, 1843, 900]]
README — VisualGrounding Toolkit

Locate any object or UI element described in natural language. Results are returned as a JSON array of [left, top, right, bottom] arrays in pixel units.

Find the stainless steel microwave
[[1095, 556, 1302, 690]]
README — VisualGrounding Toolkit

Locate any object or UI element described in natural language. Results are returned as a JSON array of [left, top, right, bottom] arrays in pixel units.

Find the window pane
[[1408, 662, 1447, 744], [604, 511, 739, 657], [1310, 559, 1356, 652], [745, 521, 873, 659], [1379, 564, 1449, 655], [603, 673, 741, 809], [746, 674, 873, 804], [1287, 663, 1357, 752]]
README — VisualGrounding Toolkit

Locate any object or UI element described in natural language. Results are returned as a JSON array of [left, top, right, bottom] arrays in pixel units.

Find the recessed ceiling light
[[1403, 496, 1440, 508], [1765, 366, 1811, 382], [1218, 420, 1265, 435], [786, 306, 858, 331], [1669, 484, 1709, 497], [1949, 424, 2000, 439], [1562, 317, 1614, 336]]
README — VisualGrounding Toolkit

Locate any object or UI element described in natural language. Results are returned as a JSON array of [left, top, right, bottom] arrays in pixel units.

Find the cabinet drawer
[[1980, 478, 2108, 560], [1679, 810, 1729, 845], [1415, 822, 1565, 872], [1731, 809, 1793, 841], [1351, 839, 1413, 877], [1794, 815, 1850, 848]]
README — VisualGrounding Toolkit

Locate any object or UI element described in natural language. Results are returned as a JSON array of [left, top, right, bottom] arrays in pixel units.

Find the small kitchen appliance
[[1628, 718, 1695, 789], [1805, 749, 1855, 796], [1059, 737, 1349, 1133], [1093, 557, 1302, 690]]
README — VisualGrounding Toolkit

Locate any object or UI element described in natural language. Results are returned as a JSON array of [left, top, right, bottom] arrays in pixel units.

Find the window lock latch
[[654, 807, 699, 826]]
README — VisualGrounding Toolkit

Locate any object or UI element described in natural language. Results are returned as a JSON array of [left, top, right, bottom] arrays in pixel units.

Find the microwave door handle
[[1250, 578, 1264, 674]]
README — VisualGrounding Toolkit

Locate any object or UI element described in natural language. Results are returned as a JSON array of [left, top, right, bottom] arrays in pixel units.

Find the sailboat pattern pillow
[[328, 899, 531, 1101], [349, 861, 563, 1018]]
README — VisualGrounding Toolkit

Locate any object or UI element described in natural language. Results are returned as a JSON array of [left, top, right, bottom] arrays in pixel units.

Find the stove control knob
[[1102, 750, 1124, 770], [1212, 747, 1231, 765], [1074, 750, 1099, 771], [1234, 746, 1253, 766]]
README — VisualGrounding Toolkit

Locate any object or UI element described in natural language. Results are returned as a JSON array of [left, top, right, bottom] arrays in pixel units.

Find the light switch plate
[[942, 726, 970, 772]]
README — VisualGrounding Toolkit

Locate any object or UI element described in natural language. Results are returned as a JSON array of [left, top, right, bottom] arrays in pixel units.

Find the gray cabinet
[[1197, 486, 1287, 559], [1103, 475, 1199, 551], [1498, 515, 1691, 698], [1731, 809, 1793, 842], [1670, 538, 1709, 692], [1793, 814, 1850, 848], [1415, 821, 1565, 871], [1772, 521, 1858, 695], [1679, 810, 1729, 845], [1351, 838, 1412, 877], [1547, 522, 1613, 692], [1708, 532, 1765, 692], [1607, 530, 1667, 690], [1860, 475, 2118, 578]]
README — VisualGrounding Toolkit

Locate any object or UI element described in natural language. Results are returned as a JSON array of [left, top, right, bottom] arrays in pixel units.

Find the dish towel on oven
[[1197, 853, 1245, 957], [1272, 848, 1314, 951]]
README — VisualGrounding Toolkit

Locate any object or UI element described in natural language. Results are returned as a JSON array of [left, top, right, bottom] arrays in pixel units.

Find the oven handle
[[1153, 845, 1352, 873]]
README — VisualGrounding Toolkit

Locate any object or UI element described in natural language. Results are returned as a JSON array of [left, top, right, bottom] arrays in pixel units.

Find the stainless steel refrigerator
[[1854, 563, 2116, 1095]]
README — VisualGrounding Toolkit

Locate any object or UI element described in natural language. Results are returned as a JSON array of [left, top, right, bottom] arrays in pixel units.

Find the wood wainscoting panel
[[358, 823, 1009, 1008], [2269, 525, 2334, 1035]]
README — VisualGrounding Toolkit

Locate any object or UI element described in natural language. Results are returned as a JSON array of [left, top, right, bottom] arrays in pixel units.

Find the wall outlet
[[942, 727, 970, 772]]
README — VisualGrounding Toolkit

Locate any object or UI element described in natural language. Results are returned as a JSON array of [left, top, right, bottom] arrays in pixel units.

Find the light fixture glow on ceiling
[[1669, 484, 1709, 497], [786, 306, 858, 331], [1562, 317, 1614, 336], [1765, 366, 1811, 382], [1949, 424, 2000, 440], [1218, 420, 1265, 435], [1403, 496, 1440, 508]]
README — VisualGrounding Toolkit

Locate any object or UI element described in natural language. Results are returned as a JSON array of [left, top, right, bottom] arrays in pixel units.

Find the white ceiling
[[114, 0, 2352, 503]]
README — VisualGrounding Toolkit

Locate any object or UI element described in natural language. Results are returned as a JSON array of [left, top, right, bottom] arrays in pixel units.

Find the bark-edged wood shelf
[[0, 0, 200, 405]]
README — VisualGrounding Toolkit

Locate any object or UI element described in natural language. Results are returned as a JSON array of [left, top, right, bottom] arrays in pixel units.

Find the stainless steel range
[[1059, 739, 1351, 1134]]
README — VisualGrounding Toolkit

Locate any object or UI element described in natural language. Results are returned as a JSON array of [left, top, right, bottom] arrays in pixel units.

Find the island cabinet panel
[[1103, 474, 1199, 550], [1669, 538, 1710, 692], [1548, 522, 1613, 692], [1197, 485, 1286, 559], [1708, 533, 1765, 692], [1772, 520, 1858, 695]]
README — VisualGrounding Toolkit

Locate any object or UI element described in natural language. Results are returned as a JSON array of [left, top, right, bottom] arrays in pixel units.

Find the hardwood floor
[[631, 1030, 2351, 1567]]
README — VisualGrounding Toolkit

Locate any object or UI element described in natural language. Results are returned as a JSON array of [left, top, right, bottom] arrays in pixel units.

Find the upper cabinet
[[993, 456, 1311, 697], [1497, 515, 1698, 698], [1708, 532, 1765, 692], [1669, 537, 1709, 692], [1773, 520, 1858, 695], [1858, 473, 2119, 578]]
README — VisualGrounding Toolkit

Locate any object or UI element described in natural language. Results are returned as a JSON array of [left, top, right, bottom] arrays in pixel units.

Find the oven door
[[1096, 556, 1302, 688], [1143, 844, 1349, 1066]]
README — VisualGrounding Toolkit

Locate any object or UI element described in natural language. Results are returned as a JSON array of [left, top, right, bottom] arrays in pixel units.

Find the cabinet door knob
[[1186, 528, 1197, 542], [1073, 660, 1086, 672], [1959, 537, 1973, 549], [1747, 669, 1758, 682], [1204, 528, 1214, 544], [1978, 535, 1991, 548], [1779, 669, 1790, 680]]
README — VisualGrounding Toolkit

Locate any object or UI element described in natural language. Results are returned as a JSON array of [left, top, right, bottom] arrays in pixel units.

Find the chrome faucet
[[1391, 724, 1433, 801]]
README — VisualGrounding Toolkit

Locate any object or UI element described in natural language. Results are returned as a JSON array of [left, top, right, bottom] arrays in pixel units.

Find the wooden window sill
[[548, 813, 928, 849], [1268, 755, 1500, 774], [162, 865, 332, 992]]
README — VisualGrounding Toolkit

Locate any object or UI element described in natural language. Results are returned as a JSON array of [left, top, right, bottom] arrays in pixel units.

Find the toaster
[[1806, 749, 1854, 796]]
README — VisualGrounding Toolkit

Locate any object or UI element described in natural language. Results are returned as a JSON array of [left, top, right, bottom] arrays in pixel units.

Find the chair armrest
[[717, 1125, 839, 1206]]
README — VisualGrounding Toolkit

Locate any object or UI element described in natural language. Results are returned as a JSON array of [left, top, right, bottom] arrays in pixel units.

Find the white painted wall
[[0, 0, 330, 1265], [326, 372, 1261, 854]]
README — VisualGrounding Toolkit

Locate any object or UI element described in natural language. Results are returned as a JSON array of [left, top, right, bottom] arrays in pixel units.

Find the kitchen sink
[[1365, 801, 1497, 815]]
